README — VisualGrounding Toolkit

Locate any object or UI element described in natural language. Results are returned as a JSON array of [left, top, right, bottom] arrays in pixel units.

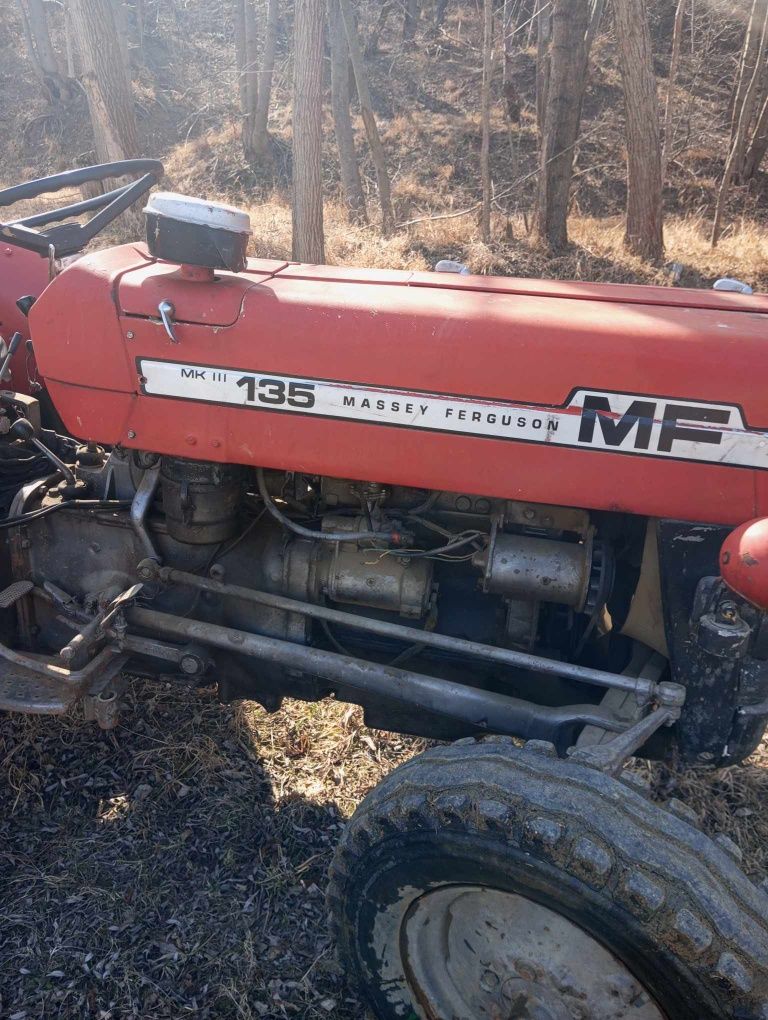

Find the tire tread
[[328, 736, 768, 1019]]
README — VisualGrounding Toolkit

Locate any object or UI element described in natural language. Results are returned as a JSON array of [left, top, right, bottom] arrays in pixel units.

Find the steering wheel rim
[[0, 159, 164, 258]]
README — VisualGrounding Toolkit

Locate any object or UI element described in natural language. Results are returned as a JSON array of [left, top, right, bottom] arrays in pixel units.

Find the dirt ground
[[0, 679, 766, 1020]]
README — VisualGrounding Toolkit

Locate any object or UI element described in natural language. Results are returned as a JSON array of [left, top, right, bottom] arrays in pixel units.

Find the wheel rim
[[401, 885, 666, 1020]]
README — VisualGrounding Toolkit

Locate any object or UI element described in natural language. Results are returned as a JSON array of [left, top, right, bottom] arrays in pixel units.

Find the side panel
[[28, 245, 148, 393], [0, 244, 50, 394]]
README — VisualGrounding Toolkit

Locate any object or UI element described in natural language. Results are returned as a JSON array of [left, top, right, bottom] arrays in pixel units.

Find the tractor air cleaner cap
[[144, 192, 252, 274], [720, 517, 768, 611]]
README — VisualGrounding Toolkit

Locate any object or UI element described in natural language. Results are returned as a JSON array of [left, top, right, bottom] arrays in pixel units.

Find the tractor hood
[[27, 242, 768, 526]]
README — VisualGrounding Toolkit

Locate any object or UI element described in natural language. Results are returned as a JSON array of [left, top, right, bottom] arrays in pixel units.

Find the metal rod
[[131, 466, 161, 563], [154, 565, 676, 703], [29, 435, 77, 486], [129, 606, 627, 741], [0, 331, 22, 382], [568, 704, 680, 776]]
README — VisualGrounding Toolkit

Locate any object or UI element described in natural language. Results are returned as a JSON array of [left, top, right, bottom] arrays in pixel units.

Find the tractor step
[[0, 579, 34, 610], [0, 658, 82, 715], [0, 643, 127, 716]]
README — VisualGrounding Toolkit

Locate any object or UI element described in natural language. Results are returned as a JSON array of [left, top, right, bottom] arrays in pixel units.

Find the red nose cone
[[720, 518, 768, 610]]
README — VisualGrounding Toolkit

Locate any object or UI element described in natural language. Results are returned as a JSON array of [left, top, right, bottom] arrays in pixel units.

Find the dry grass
[[239, 199, 768, 289]]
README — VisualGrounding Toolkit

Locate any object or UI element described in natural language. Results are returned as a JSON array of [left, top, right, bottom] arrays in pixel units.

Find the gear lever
[[10, 416, 77, 487]]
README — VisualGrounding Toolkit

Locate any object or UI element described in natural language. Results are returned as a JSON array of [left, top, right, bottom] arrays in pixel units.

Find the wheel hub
[[491, 977, 572, 1020], [401, 885, 664, 1020]]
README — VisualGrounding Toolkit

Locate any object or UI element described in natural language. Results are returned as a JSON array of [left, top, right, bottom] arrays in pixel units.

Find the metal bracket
[[568, 703, 681, 776], [59, 583, 143, 665]]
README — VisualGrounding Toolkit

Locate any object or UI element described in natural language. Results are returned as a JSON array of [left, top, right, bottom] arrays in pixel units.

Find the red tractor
[[2, 161, 768, 1019]]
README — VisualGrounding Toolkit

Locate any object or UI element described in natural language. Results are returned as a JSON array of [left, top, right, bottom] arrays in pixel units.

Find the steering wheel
[[0, 159, 164, 259]]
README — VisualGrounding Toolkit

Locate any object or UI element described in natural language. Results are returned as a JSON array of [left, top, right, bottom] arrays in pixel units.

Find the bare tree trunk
[[613, 0, 664, 261], [64, 5, 76, 78], [534, 0, 590, 251], [328, 0, 367, 223], [584, 0, 605, 56], [251, 0, 280, 160], [732, 0, 768, 181], [241, 0, 260, 164], [234, 0, 248, 112], [502, 0, 522, 124], [480, 0, 493, 242], [135, 0, 145, 63], [402, 0, 420, 43], [365, 0, 394, 56], [112, 0, 132, 74], [730, 0, 768, 141], [17, 0, 71, 102], [233, 0, 245, 111], [292, 0, 325, 263], [742, 92, 768, 178], [535, 1, 552, 135], [661, 0, 685, 181], [339, 0, 395, 235], [68, 0, 139, 162], [712, 3, 768, 245], [67, 0, 141, 227]]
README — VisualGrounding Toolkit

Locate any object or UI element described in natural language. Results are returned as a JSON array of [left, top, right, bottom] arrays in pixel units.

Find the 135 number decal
[[237, 376, 316, 408]]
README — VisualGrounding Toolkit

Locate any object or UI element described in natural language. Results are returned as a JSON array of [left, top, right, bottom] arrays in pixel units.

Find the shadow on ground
[[0, 681, 399, 1020]]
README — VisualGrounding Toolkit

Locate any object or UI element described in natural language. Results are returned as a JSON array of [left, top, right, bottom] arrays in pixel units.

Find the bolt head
[[127, 429, 136, 439]]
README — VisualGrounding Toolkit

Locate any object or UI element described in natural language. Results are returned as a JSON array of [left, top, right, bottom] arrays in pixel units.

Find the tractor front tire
[[328, 737, 768, 1020]]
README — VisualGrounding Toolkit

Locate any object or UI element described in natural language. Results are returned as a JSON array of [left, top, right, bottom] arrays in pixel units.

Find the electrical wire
[[0, 499, 132, 530], [257, 468, 400, 545], [372, 532, 486, 560]]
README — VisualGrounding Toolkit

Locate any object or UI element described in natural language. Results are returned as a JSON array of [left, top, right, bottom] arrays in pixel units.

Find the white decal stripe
[[137, 359, 768, 470]]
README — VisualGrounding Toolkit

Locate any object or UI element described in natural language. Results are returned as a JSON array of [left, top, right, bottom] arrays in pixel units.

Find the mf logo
[[576, 393, 731, 454]]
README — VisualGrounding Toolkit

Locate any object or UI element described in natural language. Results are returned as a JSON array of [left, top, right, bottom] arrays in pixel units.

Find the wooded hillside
[[2, 0, 767, 286]]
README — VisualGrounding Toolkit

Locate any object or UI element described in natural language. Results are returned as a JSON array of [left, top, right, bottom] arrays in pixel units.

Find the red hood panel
[[27, 243, 768, 526]]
